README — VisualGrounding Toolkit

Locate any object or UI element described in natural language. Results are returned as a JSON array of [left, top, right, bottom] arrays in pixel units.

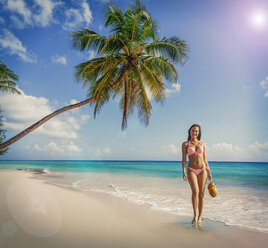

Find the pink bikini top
[[187, 141, 203, 156]]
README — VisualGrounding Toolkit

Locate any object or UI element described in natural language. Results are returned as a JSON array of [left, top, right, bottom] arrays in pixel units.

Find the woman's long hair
[[187, 124, 201, 141]]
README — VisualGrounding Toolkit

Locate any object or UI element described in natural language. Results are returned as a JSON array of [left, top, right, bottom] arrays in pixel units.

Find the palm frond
[[139, 55, 178, 83], [71, 28, 107, 53], [88, 64, 128, 118], [0, 61, 19, 81], [138, 18, 158, 42], [125, 5, 151, 42], [126, 79, 138, 116], [104, 4, 127, 36], [98, 34, 126, 55], [0, 61, 20, 94], [75, 55, 125, 86], [88, 69, 117, 118], [0, 82, 21, 94], [143, 37, 189, 64], [138, 60, 166, 103], [166, 36, 190, 64], [132, 62, 152, 126]]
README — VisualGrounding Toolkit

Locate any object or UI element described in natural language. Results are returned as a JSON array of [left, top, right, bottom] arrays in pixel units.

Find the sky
[[0, 0, 268, 162]]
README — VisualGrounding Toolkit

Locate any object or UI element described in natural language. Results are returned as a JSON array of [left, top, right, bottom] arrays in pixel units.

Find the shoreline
[[2, 168, 268, 233], [42, 176, 268, 234], [0, 169, 268, 248]]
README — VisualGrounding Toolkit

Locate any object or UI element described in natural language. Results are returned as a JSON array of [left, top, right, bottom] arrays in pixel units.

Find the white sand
[[0, 170, 267, 248]]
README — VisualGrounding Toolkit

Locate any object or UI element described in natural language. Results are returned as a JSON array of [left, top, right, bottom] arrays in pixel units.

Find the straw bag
[[207, 181, 218, 197]]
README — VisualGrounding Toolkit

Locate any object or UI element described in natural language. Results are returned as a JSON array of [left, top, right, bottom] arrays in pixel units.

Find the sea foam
[[32, 171, 268, 233]]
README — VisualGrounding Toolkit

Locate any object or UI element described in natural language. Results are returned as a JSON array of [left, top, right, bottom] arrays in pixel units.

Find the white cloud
[[65, 116, 80, 130], [81, 0, 92, 25], [21, 142, 112, 159], [23, 141, 81, 154], [94, 147, 111, 156], [63, 1, 93, 30], [65, 141, 81, 152], [0, 89, 90, 140], [0, 29, 25, 55], [33, 144, 43, 151], [70, 99, 78, 105], [0, 29, 37, 63], [207, 143, 246, 161], [161, 144, 179, 155], [171, 83, 181, 91], [66, 99, 83, 114], [260, 76, 268, 89], [248, 141, 268, 156], [166, 83, 181, 96], [63, 8, 83, 30], [3, 0, 62, 28], [5, 0, 32, 25], [33, 0, 63, 27], [260, 76, 268, 97], [2, 0, 92, 30], [46, 142, 65, 153], [206, 142, 268, 162], [156, 141, 268, 162], [97, 0, 110, 3], [80, 114, 90, 124], [9, 15, 26, 28], [145, 83, 181, 101], [51, 55, 67, 65]]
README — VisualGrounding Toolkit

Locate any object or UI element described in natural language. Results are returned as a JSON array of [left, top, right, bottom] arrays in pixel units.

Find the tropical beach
[[1, 160, 268, 233], [0, 0, 268, 247], [0, 166, 267, 248]]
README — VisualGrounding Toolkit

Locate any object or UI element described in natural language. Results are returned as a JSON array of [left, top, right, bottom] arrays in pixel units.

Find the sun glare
[[233, 0, 268, 45], [250, 11, 266, 28]]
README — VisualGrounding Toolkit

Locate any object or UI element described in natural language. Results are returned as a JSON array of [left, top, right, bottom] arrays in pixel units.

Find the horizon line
[[0, 160, 267, 163]]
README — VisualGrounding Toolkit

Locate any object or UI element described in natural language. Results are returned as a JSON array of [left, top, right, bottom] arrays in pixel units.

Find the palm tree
[[73, 1, 189, 129], [0, 61, 20, 94], [0, 61, 20, 155], [0, 0, 189, 151]]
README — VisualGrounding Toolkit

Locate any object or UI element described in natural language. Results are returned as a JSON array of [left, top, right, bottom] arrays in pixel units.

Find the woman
[[181, 124, 212, 224]]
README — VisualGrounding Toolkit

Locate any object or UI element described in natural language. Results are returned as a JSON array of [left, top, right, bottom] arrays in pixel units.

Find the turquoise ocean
[[1, 160, 268, 232]]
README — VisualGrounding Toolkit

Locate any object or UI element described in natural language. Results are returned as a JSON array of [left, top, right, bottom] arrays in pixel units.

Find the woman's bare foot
[[197, 218, 203, 224], [192, 217, 198, 224]]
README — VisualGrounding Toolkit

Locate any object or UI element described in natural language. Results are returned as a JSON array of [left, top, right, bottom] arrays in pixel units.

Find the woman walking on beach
[[181, 124, 212, 224]]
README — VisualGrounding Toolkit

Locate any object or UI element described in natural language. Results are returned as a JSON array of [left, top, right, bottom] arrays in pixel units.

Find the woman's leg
[[197, 170, 207, 223], [187, 170, 199, 224]]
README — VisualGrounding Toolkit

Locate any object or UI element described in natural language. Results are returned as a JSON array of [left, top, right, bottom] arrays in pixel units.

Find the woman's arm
[[181, 142, 187, 181], [202, 142, 212, 180]]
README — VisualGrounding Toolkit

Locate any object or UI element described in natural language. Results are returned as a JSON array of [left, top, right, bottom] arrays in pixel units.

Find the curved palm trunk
[[121, 80, 128, 129], [0, 97, 95, 150]]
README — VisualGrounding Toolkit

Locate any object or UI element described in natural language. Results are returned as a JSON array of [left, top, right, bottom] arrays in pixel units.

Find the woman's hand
[[183, 172, 187, 181], [207, 169, 212, 181]]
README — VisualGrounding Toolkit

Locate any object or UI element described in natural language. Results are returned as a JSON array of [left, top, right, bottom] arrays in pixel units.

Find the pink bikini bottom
[[187, 167, 204, 176]]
